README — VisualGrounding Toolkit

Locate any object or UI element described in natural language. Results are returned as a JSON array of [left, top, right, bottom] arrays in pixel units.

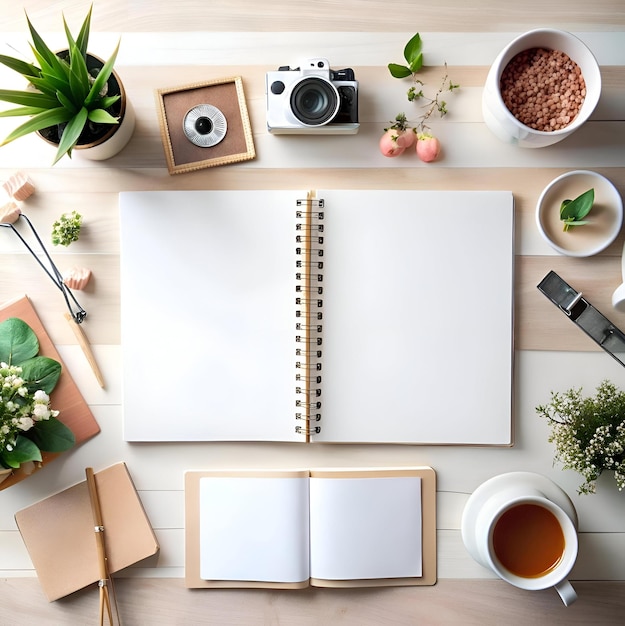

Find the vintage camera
[[266, 58, 359, 134]]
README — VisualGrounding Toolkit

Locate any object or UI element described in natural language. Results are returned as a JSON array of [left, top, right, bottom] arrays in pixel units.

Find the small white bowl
[[536, 170, 623, 257]]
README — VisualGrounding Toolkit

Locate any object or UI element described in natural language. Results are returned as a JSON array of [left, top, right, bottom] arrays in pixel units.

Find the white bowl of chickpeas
[[482, 29, 601, 148]]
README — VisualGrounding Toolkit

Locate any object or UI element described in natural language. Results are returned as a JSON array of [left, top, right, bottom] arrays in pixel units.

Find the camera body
[[266, 58, 359, 134]]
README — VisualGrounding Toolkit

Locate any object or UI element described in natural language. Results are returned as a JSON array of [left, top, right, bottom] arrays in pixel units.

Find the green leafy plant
[[0, 5, 121, 164], [381, 33, 459, 162], [536, 380, 625, 494], [51, 210, 83, 246], [0, 318, 74, 472], [560, 188, 595, 231], [387, 33, 459, 132]]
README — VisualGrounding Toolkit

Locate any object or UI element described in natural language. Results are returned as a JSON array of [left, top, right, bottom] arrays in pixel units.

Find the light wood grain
[[3, 0, 625, 32], [1, 1, 625, 622], [2, 578, 625, 626]]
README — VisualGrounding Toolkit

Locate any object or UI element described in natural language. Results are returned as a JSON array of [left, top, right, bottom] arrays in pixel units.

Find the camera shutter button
[[270, 81, 286, 95]]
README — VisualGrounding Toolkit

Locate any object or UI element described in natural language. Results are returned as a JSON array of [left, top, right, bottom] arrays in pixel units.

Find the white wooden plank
[[3, 32, 620, 67]]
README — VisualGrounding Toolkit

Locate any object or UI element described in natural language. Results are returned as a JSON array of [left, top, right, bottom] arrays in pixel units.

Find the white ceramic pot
[[482, 29, 601, 148]]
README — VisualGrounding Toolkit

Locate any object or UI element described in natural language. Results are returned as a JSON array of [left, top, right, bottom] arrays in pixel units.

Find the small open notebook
[[185, 467, 436, 588], [120, 189, 514, 444]]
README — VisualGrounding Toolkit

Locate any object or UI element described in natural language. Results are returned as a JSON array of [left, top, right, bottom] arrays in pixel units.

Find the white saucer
[[461, 472, 578, 568]]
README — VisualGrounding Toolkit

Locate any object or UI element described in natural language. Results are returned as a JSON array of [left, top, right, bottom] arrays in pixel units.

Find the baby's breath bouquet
[[536, 380, 625, 494], [0, 317, 74, 477]]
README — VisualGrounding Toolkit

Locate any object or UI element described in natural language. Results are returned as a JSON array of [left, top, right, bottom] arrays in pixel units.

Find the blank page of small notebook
[[199, 475, 310, 583], [309, 475, 422, 580]]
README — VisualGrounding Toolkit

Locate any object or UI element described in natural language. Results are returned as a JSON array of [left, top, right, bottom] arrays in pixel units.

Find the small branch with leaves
[[380, 33, 459, 162]]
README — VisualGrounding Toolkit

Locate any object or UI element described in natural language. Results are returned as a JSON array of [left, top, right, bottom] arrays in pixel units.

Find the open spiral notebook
[[119, 189, 514, 445]]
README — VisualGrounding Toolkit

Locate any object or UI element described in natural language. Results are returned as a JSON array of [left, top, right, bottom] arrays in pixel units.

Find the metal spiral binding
[[294, 194, 325, 439]]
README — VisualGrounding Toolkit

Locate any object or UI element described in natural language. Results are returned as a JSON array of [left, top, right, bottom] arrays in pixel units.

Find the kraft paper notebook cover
[[185, 466, 436, 589], [0, 295, 100, 490], [120, 189, 514, 445], [14, 462, 160, 601]]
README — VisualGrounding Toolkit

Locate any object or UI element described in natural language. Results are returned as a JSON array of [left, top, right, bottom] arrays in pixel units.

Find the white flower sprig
[[0, 362, 59, 454], [537, 380, 625, 494]]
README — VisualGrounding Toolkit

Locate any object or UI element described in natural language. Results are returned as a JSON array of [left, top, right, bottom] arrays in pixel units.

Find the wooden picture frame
[[155, 76, 256, 175]]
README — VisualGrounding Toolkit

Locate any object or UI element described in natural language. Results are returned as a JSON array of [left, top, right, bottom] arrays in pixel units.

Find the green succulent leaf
[[0, 435, 42, 468], [0, 107, 72, 145], [99, 95, 121, 110], [88, 108, 118, 124], [68, 45, 90, 104], [28, 44, 69, 86], [26, 418, 75, 453], [85, 39, 120, 107], [0, 88, 59, 109], [70, 4, 92, 59], [0, 54, 41, 79], [0, 106, 48, 118], [388, 63, 413, 79], [0, 318, 39, 365], [53, 105, 88, 164], [54, 89, 78, 113], [26, 15, 67, 79], [25, 75, 60, 98]]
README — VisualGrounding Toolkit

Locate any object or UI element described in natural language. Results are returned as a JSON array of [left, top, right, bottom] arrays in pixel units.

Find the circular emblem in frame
[[182, 104, 228, 147]]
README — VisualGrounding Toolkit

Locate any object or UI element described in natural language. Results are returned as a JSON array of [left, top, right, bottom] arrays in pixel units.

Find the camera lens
[[195, 117, 213, 135], [290, 78, 339, 126]]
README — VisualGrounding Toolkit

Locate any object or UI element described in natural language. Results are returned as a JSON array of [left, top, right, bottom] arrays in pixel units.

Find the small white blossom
[[17, 416, 34, 431], [33, 390, 49, 403], [32, 404, 51, 420]]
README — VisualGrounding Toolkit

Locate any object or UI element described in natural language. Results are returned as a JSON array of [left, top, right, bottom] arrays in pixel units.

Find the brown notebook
[[15, 462, 160, 601], [0, 295, 100, 490], [185, 466, 436, 589]]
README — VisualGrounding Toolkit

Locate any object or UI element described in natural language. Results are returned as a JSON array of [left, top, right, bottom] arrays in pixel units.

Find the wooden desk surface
[[1, 1, 625, 623]]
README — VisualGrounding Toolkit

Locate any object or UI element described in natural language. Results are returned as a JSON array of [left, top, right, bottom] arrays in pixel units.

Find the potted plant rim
[[0, 5, 135, 164]]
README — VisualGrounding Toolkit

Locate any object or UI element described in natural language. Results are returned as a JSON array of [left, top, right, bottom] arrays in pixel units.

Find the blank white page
[[316, 189, 514, 444], [309, 476, 422, 580], [120, 190, 299, 442], [199, 475, 310, 583]]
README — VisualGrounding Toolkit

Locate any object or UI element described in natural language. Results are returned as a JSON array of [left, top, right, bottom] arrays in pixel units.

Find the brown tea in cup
[[493, 503, 565, 578]]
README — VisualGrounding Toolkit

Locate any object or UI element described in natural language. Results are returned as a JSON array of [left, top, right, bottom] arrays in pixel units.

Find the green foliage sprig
[[0, 5, 120, 164], [387, 33, 459, 134], [51, 210, 82, 246], [560, 188, 595, 232], [0, 318, 74, 471], [536, 380, 625, 494]]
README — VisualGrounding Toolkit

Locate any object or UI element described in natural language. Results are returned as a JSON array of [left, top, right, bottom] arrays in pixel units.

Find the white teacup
[[462, 473, 579, 606]]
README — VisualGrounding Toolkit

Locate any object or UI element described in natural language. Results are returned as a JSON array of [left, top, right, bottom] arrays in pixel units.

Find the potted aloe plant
[[0, 5, 134, 164]]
